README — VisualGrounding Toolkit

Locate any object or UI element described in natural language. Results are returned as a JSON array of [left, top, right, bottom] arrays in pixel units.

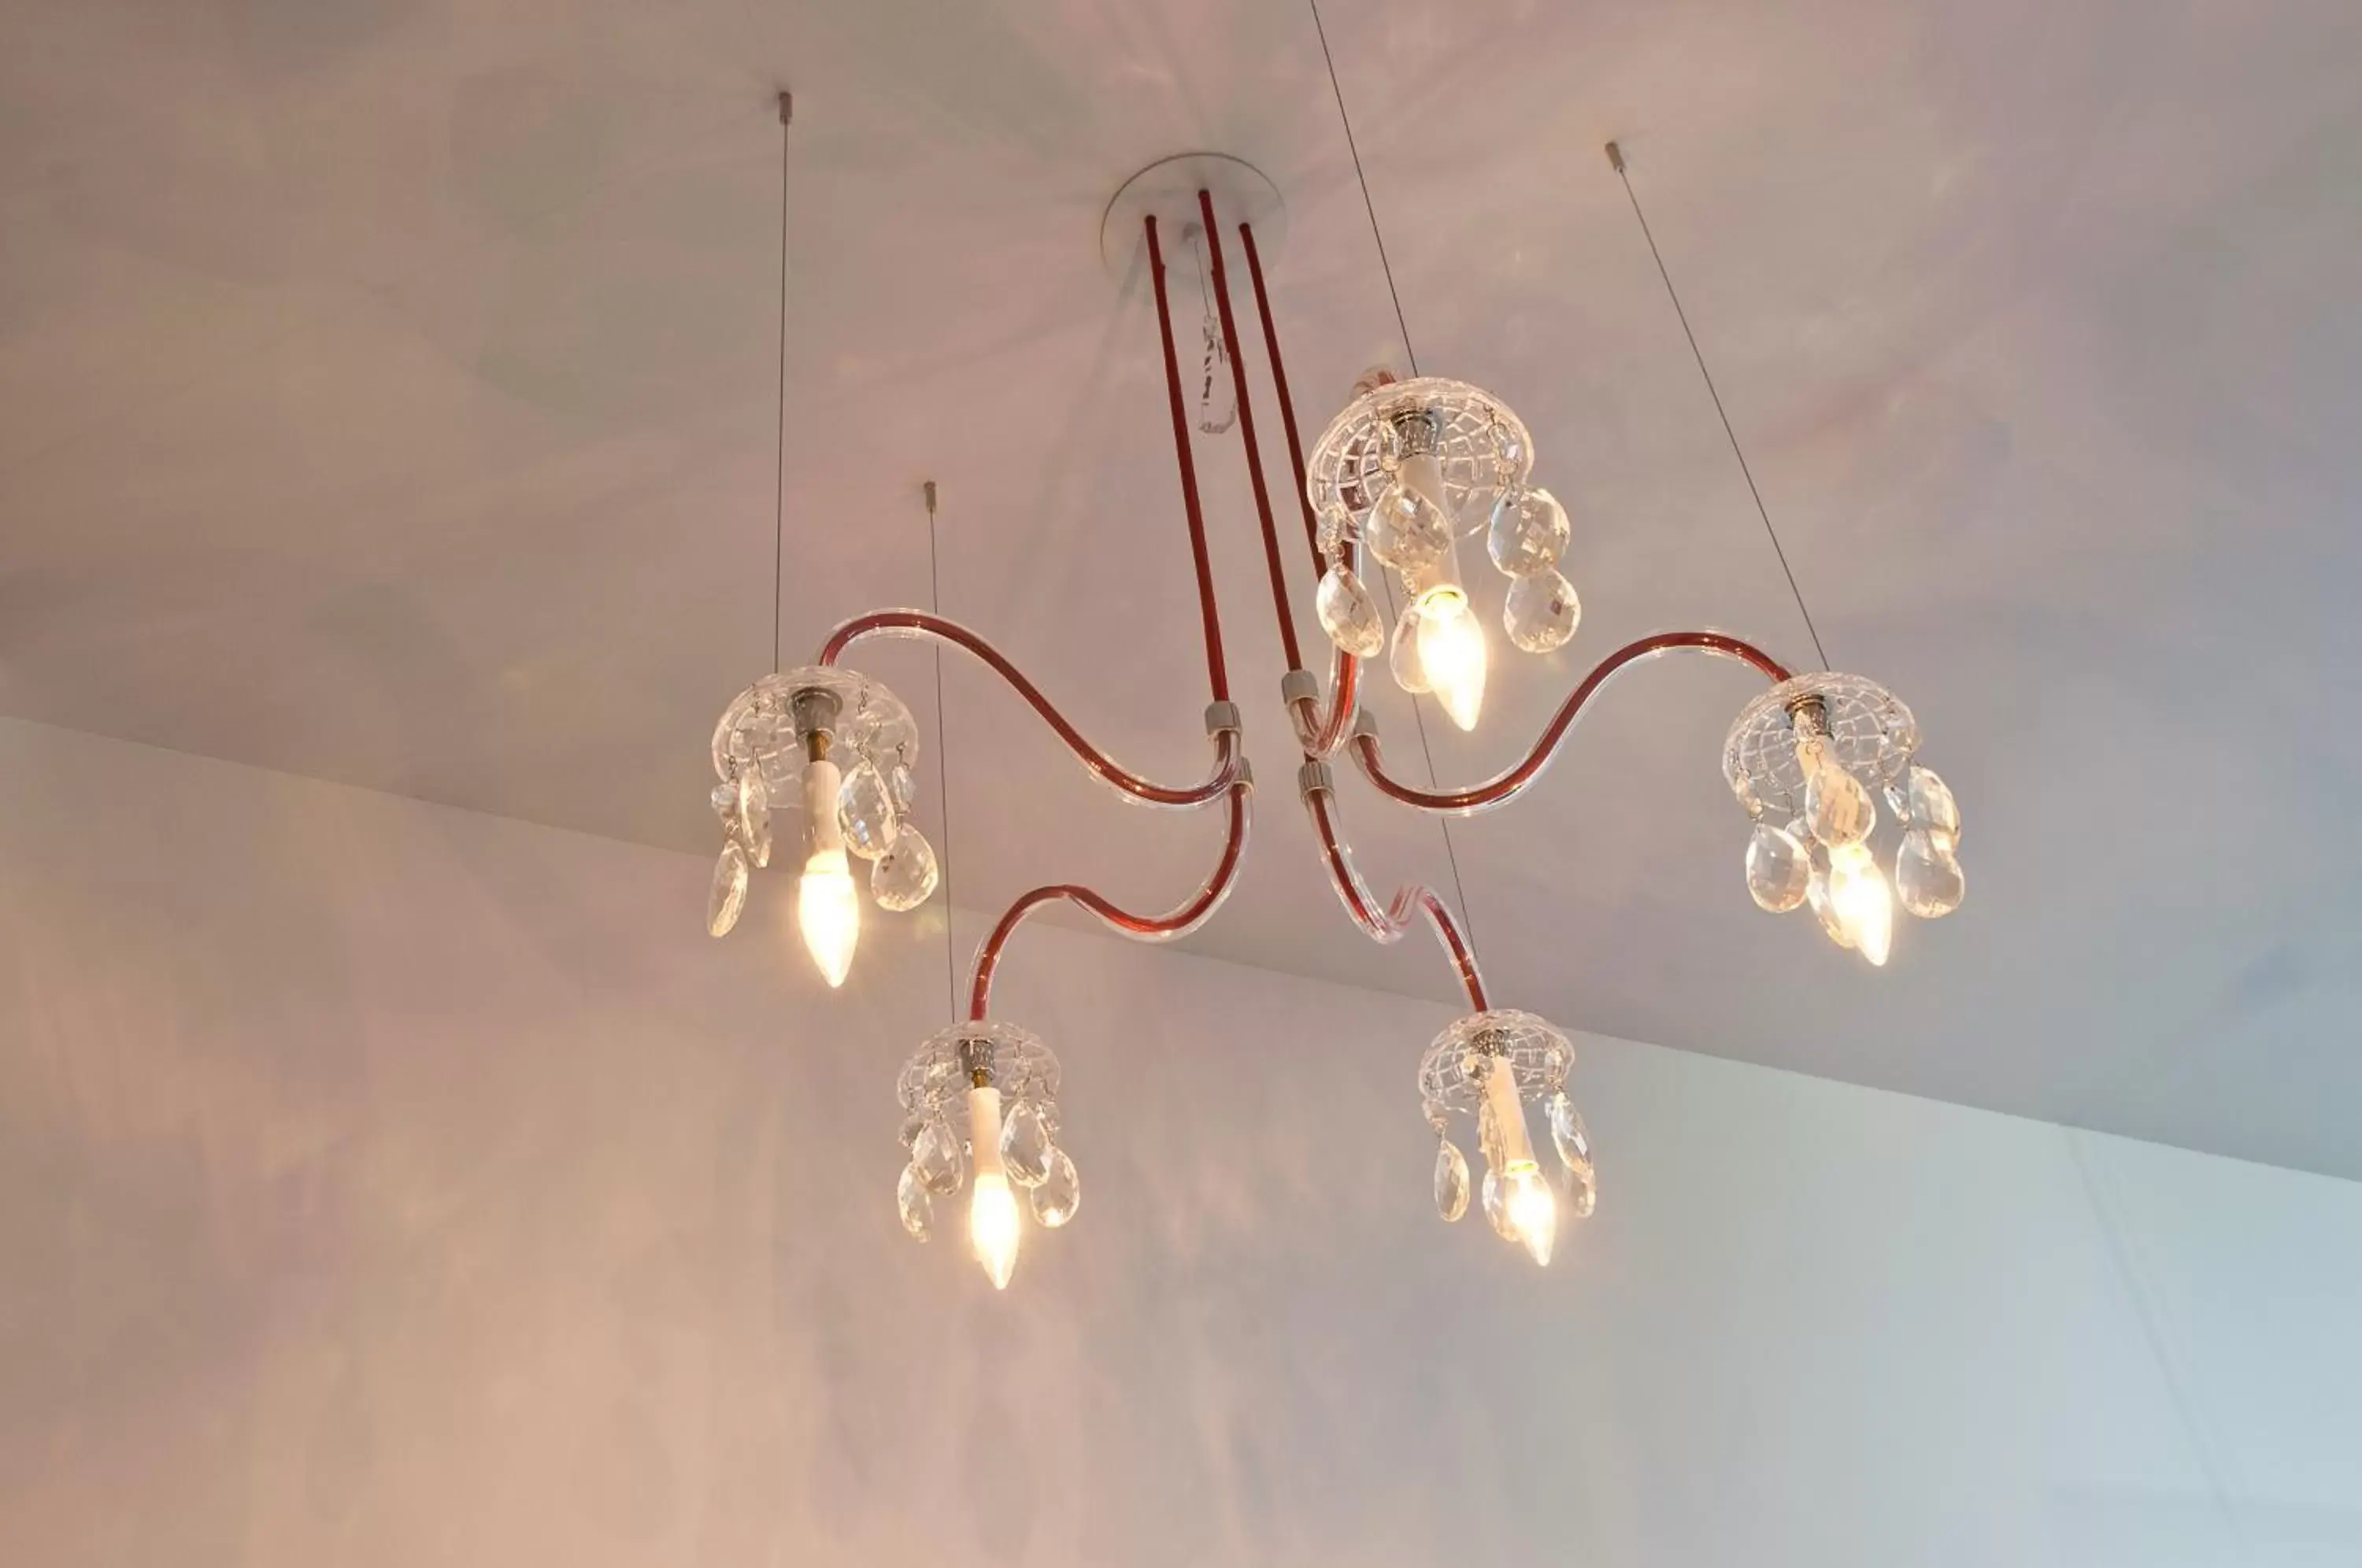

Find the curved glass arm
[[1303, 786, 1488, 1011], [968, 782, 1252, 1019], [1352, 631, 1794, 815], [819, 609, 1240, 808]]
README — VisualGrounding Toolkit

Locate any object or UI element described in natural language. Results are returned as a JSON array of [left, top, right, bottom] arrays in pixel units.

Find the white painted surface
[[2, 717, 2355, 1565], [1, 1, 2357, 1176]]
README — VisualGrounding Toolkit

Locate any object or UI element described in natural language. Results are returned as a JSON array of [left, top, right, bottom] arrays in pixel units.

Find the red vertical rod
[[1238, 220, 1328, 582], [1146, 214, 1232, 704], [1195, 190, 1305, 673]]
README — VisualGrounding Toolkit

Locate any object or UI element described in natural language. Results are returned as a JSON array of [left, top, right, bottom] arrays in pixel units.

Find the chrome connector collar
[[1204, 701, 1244, 738], [1297, 759, 1335, 798], [1279, 669, 1320, 708]]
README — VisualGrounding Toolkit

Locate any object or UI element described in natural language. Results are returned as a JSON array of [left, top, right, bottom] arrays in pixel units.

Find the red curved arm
[[818, 608, 1238, 808], [968, 782, 1251, 1019], [961, 209, 1249, 1018], [1353, 631, 1793, 815], [1206, 203, 1484, 1011], [1306, 787, 1488, 1009]]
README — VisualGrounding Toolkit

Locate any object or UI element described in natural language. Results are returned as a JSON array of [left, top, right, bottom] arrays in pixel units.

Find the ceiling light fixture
[[703, 95, 1966, 1288]]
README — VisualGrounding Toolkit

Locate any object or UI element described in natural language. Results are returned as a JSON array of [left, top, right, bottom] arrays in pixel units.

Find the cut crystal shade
[[871, 829, 939, 912], [1486, 486, 1570, 576], [1316, 564, 1386, 656], [1745, 821, 1811, 912], [1502, 570, 1580, 653], [836, 763, 899, 860], [1030, 1148, 1080, 1227], [1897, 829, 1966, 918], [707, 841, 750, 937], [1435, 1139, 1471, 1222]]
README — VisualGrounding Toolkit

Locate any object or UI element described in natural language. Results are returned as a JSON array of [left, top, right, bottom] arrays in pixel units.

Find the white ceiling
[[3, 0, 2358, 1178]]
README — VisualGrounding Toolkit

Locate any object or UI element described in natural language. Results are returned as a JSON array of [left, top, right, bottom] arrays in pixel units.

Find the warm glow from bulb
[[797, 849, 860, 987], [1827, 841, 1894, 967], [1505, 1163, 1557, 1267], [1415, 589, 1486, 731], [969, 1172, 1022, 1290]]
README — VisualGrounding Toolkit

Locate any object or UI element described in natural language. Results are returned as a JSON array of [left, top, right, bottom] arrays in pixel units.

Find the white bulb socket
[[803, 753, 846, 858], [1482, 1051, 1536, 1170]]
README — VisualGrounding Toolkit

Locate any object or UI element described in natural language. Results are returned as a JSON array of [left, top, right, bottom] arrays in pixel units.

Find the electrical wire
[[924, 482, 958, 1022], [1305, 0, 1481, 956], [771, 91, 792, 673], [1609, 142, 1831, 671]]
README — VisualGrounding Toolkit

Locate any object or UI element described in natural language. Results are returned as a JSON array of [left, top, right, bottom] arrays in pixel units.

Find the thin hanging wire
[[771, 91, 793, 672], [1608, 141, 1831, 671], [1309, 0, 1418, 376], [924, 481, 959, 1021], [1306, 0, 1479, 956]]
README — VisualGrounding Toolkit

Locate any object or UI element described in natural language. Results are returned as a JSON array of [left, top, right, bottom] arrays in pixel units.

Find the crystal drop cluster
[[1301, 379, 1586, 693], [1419, 1011, 1596, 1264], [1725, 679, 1965, 962], [893, 1025, 1079, 1272], [705, 673, 939, 941]]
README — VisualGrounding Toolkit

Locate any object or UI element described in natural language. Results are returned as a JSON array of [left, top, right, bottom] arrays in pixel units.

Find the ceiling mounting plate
[[1099, 153, 1287, 284]]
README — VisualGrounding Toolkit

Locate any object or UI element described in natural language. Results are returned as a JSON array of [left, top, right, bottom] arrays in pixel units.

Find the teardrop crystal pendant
[[1503, 570, 1581, 653], [1481, 1165, 1516, 1241], [912, 1118, 965, 1196], [1806, 859, 1853, 949], [998, 1100, 1053, 1188], [1366, 477, 1451, 571], [1435, 1138, 1471, 1222], [835, 762, 899, 860], [1030, 1148, 1080, 1228], [707, 841, 750, 937], [871, 829, 939, 912], [1547, 1092, 1590, 1174], [1388, 605, 1430, 693], [1745, 820, 1812, 912], [1316, 564, 1386, 656], [1566, 1161, 1597, 1219], [888, 760, 918, 813], [1905, 764, 1961, 844], [1801, 741, 1875, 848], [897, 1163, 932, 1241], [1486, 486, 1570, 576], [733, 771, 772, 867], [1896, 828, 1966, 918]]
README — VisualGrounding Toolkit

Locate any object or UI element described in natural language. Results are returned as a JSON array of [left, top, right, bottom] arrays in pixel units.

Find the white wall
[[1, 715, 2356, 1568]]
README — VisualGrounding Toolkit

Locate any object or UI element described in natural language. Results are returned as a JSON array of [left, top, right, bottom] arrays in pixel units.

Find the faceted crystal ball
[[871, 829, 939, 912], [1365, 477, 1451, 571], [1744, 820, 1811, 912], [1486, 487, 1570, 576], [1316, 563, 1386, 656], [836, 762, 899, 860], [1503, 570, 1580, 653]]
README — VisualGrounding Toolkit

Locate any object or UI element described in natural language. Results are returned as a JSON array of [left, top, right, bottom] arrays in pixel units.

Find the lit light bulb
[[797, 756, 861, 986], [1479, 1044, 1557, 1267], [1415, 588, 1487, 731], [966, 1085, 1022, 1290], [1505, 1163, 1557, 1267], [1825, 840, 1894, 966]]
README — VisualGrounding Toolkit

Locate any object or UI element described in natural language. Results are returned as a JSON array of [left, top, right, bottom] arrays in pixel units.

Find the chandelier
[[704, 121, 1967, 1290]]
